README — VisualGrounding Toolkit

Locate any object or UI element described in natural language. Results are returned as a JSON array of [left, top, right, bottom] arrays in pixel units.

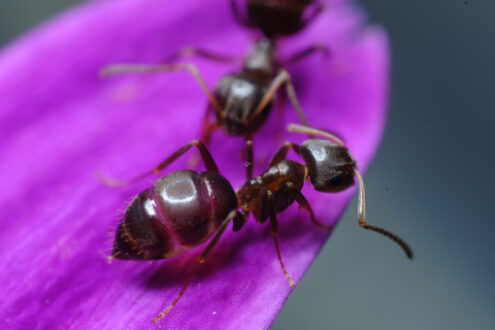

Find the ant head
[[287, 124, 413, 259], [300, 139, 356, 192]]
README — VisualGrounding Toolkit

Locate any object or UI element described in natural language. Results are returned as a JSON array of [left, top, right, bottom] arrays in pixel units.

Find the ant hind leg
[[152, 210, 242, 323]]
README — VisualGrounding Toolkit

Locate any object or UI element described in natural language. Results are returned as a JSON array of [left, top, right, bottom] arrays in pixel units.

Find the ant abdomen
[[113, 170, 238, 261], [301, 139, 356, 193], [113, 189, 175, 260]]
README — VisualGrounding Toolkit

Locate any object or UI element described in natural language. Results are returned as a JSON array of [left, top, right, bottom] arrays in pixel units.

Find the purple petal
[[0, 0, 388, 329]]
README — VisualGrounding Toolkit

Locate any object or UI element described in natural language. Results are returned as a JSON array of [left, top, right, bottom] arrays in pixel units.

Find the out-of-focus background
[[2, 1, 494, 329]]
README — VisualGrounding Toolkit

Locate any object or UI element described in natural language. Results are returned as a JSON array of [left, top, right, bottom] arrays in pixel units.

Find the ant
[[230, 0, 325, 39], [108, 123, 412, 324], [101, 10, 330, 180]]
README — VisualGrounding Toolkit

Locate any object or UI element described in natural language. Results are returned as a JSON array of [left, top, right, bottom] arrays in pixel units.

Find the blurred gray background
[[2, 1, 494, 329]]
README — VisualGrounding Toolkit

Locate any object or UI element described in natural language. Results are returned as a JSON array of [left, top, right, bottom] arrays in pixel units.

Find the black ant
[[107, 124, 412, 324], [100, 19, 329, 181], [230, 0, 325, 39]]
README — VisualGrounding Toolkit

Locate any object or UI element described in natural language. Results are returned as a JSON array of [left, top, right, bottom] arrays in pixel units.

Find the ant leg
[[283, 44, 330, 66], [100, 63, 222, 112], [152, 209, 242, 323], [98, 140, 219, 187], [233, 209, 249, 232], [188, 105, 220, 169], [245, 138, 254, 180], [296, 3, 326, 32], [354, 170, 414, 259], [269, 142, 301, 167], [163, 45, 242, 64], [200, 104, 219, 144], [287, 123, 344, 146], [287, 182, 332, 230], [200, 121, 219, 144], [275, 91, 287, 145], [229, 0, 252, 28], [266, 191, 296, 289], [253, 69, 308, 126]]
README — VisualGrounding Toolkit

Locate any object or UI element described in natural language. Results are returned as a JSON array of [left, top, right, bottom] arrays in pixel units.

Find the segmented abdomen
[[113, 170, 237, 260]]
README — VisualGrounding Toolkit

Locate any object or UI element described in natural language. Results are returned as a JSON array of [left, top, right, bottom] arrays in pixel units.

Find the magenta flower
[[0, 0, 389, 328]]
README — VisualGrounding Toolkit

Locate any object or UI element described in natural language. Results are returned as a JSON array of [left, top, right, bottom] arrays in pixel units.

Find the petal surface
[[0, 0, 388, 329]]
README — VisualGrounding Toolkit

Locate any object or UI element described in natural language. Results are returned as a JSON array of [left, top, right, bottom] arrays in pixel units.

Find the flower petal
[[0, 0, 388, 329]]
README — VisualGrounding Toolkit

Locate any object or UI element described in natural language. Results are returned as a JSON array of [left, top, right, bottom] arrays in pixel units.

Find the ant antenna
[[354, 170, 413, 259], [287, 123, 344, 146]]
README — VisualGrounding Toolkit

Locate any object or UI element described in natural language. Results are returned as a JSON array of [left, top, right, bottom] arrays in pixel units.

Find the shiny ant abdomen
[[113, 169, 238, 260]]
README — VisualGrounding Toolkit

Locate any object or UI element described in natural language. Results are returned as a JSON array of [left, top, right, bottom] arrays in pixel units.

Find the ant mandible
[[108, 124, 412, 324], [230, 0, 325, 39]]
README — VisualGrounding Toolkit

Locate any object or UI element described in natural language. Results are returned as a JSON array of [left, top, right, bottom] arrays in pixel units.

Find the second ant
[[101, 30, 329, 180]]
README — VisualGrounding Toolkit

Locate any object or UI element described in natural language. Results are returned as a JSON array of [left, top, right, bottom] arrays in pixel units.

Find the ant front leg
[[265, 191, 296, 289], [98, 140, 219, 187], [286, 182, 332, 230], [152, 209, 242, 323], [283, 44, 331, 66], [100, 63, 222, 112], [163, 45, 242, 64], [269, 142, 301, 167], [254, 69, 309, 126]]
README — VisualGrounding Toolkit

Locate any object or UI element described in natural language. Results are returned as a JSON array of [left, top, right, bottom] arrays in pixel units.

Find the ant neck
[[243, 38, 276, 79]]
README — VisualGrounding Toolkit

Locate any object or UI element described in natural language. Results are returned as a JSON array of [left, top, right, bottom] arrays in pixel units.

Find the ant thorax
[[215, 73, 272, 135], [237, 160, 305, 222]]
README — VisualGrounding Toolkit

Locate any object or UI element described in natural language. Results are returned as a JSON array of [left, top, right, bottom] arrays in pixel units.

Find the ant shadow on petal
[[141, 206, 328, 292], [142, 221, 268, 290]]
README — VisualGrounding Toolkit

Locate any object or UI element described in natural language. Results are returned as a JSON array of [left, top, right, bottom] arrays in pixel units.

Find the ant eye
[[309, 169, 354, 193], [330, 175, 344, 187]]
